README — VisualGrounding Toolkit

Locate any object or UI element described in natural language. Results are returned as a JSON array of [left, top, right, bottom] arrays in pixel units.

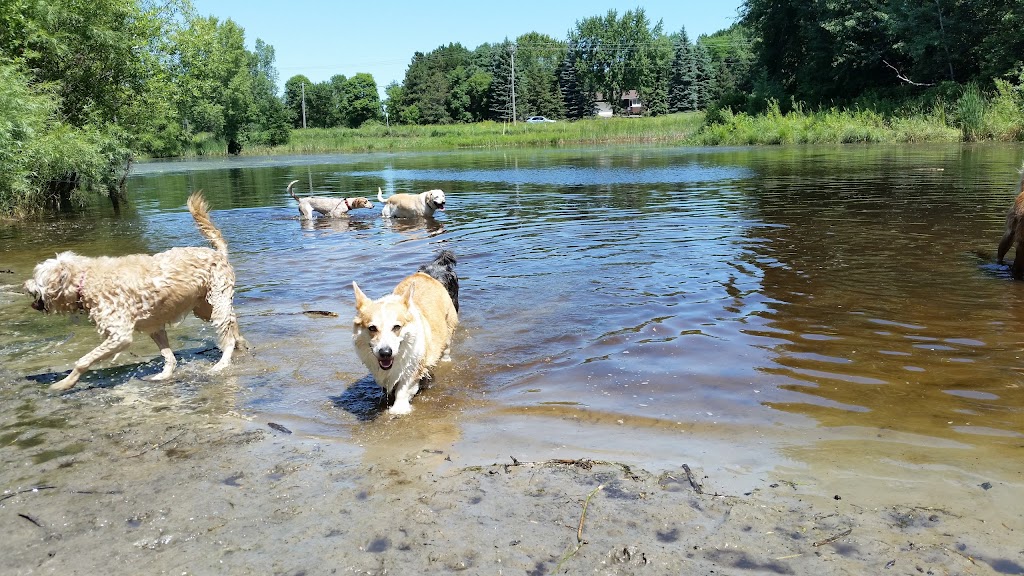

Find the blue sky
[[191, 0, 743, 97]]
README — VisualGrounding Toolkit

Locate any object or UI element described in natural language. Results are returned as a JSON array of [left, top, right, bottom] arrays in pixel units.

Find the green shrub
[[955, 83, 986, 141]]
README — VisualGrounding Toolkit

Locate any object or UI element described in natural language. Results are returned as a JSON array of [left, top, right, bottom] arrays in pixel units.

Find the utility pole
[[301, 81, 307, 128], [510, 43, 517, 125]]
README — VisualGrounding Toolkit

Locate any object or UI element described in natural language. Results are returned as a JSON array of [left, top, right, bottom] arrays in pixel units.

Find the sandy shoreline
[[2, 380, 1020, 576]]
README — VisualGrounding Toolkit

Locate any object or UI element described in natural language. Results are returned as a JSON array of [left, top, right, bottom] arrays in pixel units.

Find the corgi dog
[[352, 251, 459, 414]]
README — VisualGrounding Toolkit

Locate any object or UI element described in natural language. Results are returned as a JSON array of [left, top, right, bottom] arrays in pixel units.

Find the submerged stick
[[812, 528, 852, 547], [0, 486, 55, 503], [18, 513, 43, 527], [682, 464, 703, 494], [126, 430, 186, 458]]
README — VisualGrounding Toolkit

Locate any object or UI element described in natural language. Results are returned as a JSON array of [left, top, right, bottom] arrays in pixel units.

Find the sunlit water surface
[[2, 145, 1023, 493]]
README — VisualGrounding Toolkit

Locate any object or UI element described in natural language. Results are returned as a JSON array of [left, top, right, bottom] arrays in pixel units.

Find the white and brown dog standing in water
[[24, 192, 248, 391], [288, 180, 374, 220], [352, 251, 459, 414], [377, 187, 446, 218]]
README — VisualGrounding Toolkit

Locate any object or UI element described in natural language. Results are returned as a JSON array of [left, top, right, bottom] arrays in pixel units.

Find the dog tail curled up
[[418, 249, 460, 312], [287, 180, 301, 201], [377, 187, 386, 203], [187, 191, 228, 255]]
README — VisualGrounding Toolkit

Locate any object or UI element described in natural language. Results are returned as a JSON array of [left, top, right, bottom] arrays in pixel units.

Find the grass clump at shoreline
[[694, 100, 962, 145]]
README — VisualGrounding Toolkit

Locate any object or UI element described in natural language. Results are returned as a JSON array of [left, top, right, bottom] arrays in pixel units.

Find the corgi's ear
[[352, 281, 369, 309], [399, 282, 417, 309]]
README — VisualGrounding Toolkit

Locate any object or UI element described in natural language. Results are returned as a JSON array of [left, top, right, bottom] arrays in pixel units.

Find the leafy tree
[[740, 0, 1024, 106], [0, 63, 129, 215], [340, 73, 382, 127], [306, 81, 336, 128], [328, 74, 349, 127], [383, 81, 404, 124], [284, 74, 312, 128], [240, 39, 289, 146], [515, 32, 566, 119], [395, 43, 473, 124], [700, 24, 755, 112], [568, 8, 670, 115]]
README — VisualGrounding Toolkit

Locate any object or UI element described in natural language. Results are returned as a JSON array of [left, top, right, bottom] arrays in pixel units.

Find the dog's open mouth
[[378, 357, 393, 370]]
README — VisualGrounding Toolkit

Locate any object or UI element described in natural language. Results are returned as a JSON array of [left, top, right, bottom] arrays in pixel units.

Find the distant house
[[621, 90, 644, 116], [593, 91, 643, 117]]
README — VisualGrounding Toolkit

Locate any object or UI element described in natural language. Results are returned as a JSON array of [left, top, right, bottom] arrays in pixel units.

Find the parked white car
[[526, 116, 556, 123]]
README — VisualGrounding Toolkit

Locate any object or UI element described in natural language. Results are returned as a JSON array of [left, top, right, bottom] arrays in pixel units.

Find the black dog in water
[[418, 249, 460, 312]]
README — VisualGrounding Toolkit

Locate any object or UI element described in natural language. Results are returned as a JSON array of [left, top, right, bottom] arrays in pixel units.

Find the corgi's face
[[352, 282, 416, 370]]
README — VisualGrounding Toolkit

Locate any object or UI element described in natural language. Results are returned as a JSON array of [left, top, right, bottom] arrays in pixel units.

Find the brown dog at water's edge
[[996, 166, 1024, 279], [351, 250, 459, 415], [23, 191, 248, 390], [288, 180, 374, 220]]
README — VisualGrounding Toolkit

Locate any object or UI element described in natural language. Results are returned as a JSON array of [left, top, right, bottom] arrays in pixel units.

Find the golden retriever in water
[[997, 167, 1024, 279], [351, 251, 459, 414], [23, 191, 248, 391], [288, 180, 374, 220], [377, 187, 446, 218]]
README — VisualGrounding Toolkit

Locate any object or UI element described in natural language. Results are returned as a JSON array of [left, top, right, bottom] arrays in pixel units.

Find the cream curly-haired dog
[[288, 180, 374, 219], [24, 191, 247, 391]]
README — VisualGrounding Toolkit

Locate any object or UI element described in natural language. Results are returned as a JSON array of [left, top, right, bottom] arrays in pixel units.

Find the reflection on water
[[2, 144, 1024, 485]]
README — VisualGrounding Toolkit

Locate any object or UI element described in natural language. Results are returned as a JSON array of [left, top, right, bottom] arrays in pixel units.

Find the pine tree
[[558, 46, 592, 120], [693, 43, 716, 110], [668, 29, 697, 112], [488, 42, 517, 122]]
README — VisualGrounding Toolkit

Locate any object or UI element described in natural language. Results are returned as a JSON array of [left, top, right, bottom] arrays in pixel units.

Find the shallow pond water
[[2, 144, 1023, 495]]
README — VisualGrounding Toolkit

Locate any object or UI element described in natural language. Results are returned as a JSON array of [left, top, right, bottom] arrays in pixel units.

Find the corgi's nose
[[378, 346, 392, 359]]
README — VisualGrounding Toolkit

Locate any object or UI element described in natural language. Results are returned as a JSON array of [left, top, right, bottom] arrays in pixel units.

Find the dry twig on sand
[[555, 483, 604, 572]]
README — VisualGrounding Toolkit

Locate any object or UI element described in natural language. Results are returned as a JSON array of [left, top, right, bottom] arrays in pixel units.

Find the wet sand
[[2, 377, 1020, 576]]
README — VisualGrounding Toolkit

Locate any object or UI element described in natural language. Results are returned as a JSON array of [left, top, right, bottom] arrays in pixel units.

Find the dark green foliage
[[700, 24, 756, 112], [558, 46, 593, 120], [488, 41, 518, 122], [392, 43, 475, 125], [668, 29, 697, 112], [741, 0, 1024, 107], [514, 33, 566, 120], [568, 8, 673, 116], [342, 73, 384, 127]]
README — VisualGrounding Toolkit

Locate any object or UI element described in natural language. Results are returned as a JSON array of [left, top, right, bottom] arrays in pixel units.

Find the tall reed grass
[[695, 99, 963, 145]]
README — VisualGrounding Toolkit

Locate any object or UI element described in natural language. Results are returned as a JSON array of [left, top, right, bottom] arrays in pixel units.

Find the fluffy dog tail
[[187, 191, 228, 255], [377, 187, 386, 203], [419, 250, 459, 312], [287, 180, 301, 201]]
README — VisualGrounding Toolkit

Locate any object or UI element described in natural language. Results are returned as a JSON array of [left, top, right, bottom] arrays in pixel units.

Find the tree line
[[1, 0, 291, 216], [2, 1, 1023, 217]]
